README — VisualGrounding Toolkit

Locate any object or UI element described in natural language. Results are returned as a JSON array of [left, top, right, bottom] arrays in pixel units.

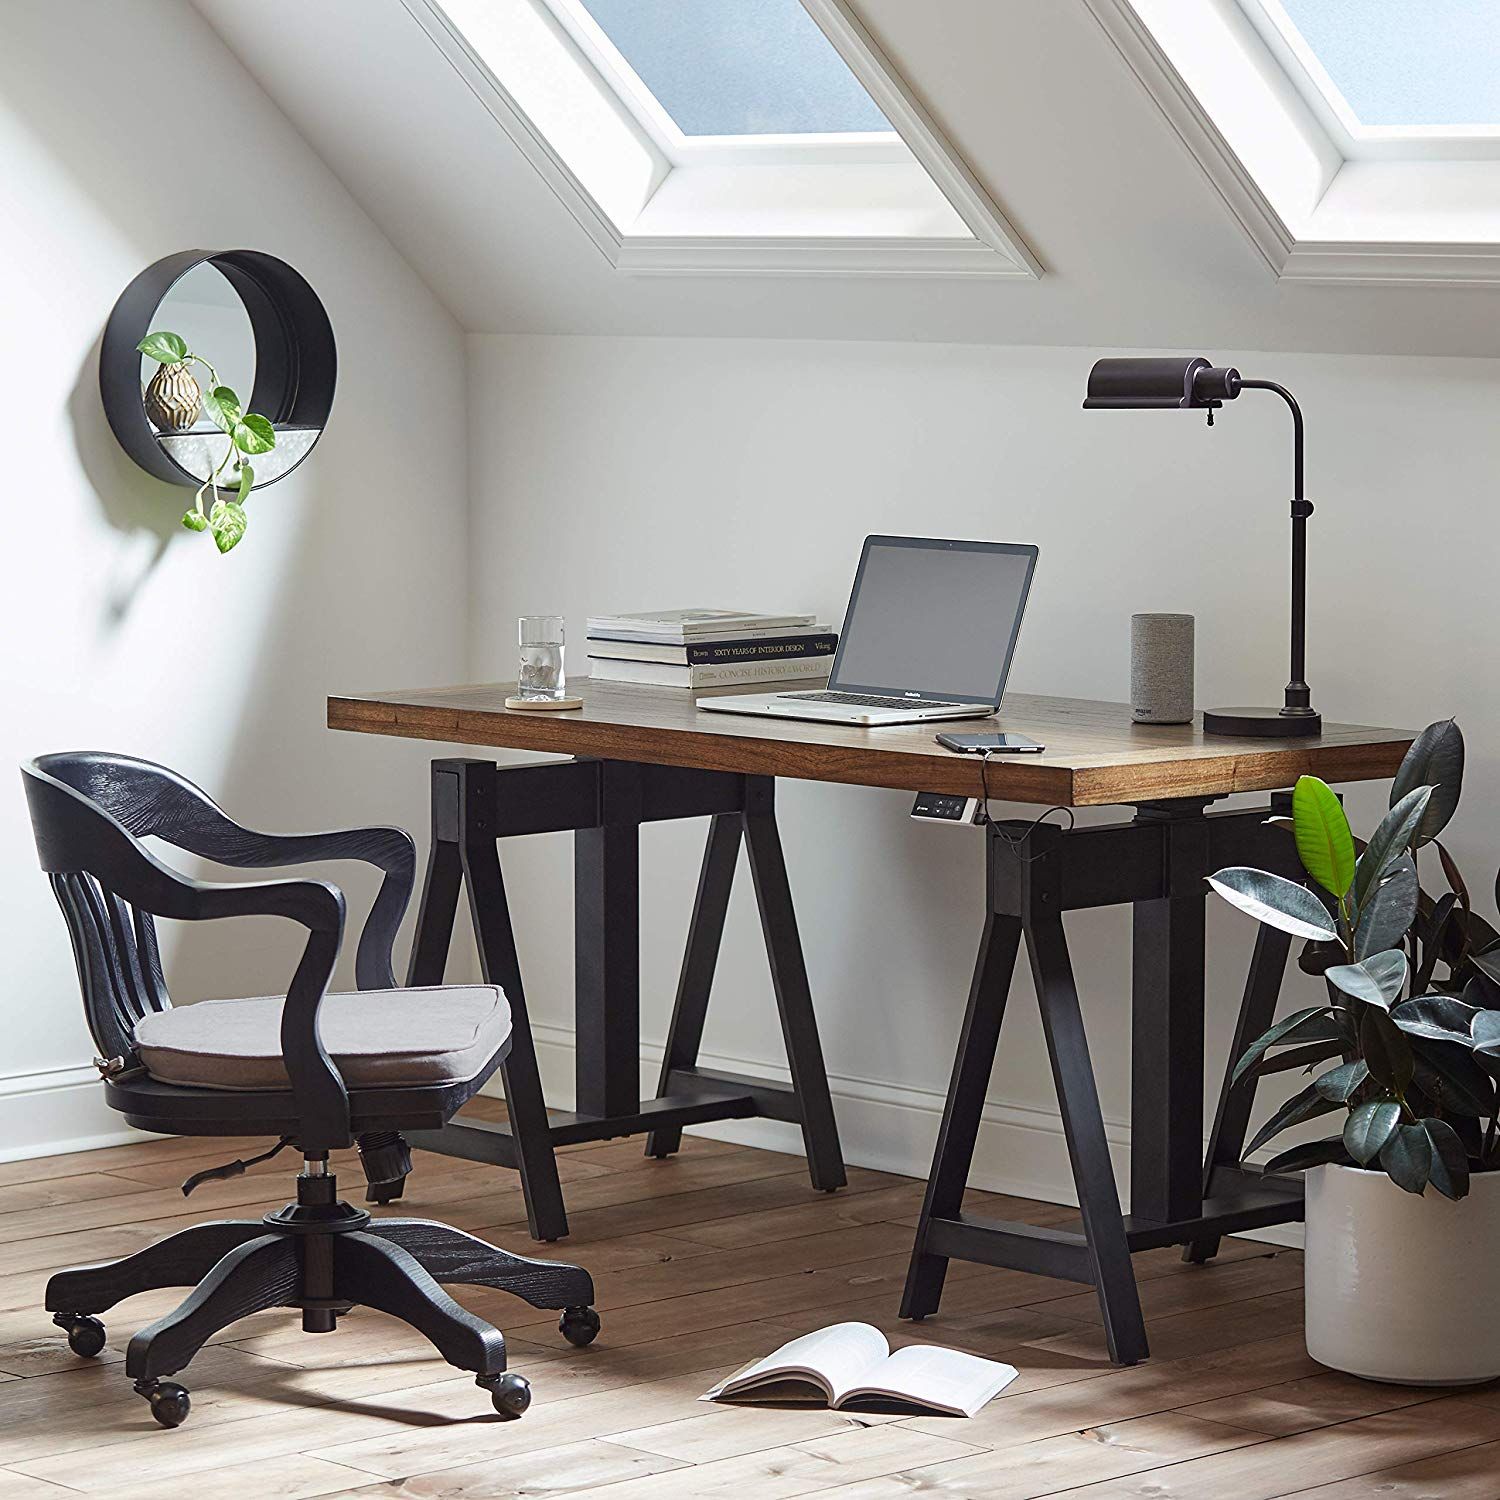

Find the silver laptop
[[697, 535, 1038, 727]]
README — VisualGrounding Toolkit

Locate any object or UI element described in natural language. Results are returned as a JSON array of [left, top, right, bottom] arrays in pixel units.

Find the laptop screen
[[828, 536, 1038, 705]]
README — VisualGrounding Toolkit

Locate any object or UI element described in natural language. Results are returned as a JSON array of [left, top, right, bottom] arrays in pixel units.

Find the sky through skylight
[[1279, 0, 1500, 127], [577, 0, 892, 136]]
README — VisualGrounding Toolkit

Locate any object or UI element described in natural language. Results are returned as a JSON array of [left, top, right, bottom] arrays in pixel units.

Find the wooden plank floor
[[1, 1125, 1497, 1499]]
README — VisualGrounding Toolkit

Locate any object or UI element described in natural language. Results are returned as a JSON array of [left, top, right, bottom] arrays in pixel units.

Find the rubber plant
[[137, 331, 277, 554], [1209, 719, 1500, 1198]]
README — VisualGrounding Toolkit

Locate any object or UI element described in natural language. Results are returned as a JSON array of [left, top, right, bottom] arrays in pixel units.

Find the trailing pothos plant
[[1209, 719, 1500, 1199], [137, 330, 277, 554]]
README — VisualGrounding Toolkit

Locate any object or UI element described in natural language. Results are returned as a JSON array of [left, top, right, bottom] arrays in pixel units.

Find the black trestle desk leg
[[1027, 913, 1148, 1366], [645, 812, 743, 1160], [1130, 805, 1209, 1228], [1184, 923, 1292, 1264], [575, 764, 642, 1122], [900, 910, 1022, 1320], [743, 781, 846, 1192]]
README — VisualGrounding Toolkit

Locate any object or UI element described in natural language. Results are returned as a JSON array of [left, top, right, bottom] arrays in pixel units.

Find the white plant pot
[[1304, 1162, 1500, 1384]]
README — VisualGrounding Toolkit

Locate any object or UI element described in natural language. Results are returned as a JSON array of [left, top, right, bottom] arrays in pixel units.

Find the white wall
[[0, 0, 469, 1158], [465, 332, 1499, 1218]]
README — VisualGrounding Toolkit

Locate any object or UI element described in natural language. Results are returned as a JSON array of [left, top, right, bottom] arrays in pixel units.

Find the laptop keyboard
[[782, 691, 958, 710]]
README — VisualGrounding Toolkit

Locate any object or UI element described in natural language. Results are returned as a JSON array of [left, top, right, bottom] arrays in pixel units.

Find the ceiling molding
[[1085, 0, 1500, 287], [401, 0, 1039, 279]]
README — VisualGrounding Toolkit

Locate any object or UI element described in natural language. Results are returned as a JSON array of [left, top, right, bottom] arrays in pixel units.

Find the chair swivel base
[[44, 1167, 598, 1427]]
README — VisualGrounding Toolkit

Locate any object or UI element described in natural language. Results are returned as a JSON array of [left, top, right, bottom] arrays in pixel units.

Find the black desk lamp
[[1083, 356, 1320, 738]]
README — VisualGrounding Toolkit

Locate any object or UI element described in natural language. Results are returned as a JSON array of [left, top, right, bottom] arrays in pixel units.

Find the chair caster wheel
[[559, 1305, 600, 1347], [478, 1371, 531, 1419], [137, 1379, 191, 1427], [55, 1313, 106, 1358]]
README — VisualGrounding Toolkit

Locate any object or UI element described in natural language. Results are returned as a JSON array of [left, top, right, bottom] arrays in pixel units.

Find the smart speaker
[[1131, 614, 1195, 724]]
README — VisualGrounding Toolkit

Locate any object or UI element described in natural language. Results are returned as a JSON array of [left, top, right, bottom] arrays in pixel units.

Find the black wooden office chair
[[21, 752, 599, 1428]]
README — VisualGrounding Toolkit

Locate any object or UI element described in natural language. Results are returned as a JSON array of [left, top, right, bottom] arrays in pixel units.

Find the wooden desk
[[330, 679, 1411, 1363]]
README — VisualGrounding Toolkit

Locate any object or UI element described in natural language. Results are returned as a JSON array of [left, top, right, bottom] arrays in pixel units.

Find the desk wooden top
[[328, 679, 1413, 808]]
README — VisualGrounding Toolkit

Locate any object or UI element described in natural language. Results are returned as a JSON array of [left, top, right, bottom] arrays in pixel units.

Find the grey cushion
[[133, 985, 510, 1092]]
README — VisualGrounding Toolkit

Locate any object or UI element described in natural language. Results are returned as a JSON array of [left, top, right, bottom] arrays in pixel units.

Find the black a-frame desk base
[[404, 757, 845, 1242], [900, 796, 1304, 1366]]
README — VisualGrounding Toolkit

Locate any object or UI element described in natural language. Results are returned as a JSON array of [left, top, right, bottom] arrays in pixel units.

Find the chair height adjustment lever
[[181, 1135, 295, 1196]]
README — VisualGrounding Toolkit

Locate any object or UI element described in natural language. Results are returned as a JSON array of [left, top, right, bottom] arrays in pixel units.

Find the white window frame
[[401, 0, 1041, 277], [1086, 0, 1500, 284]]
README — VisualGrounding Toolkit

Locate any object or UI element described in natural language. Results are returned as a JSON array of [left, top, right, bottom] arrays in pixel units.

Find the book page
[[841, 1344, 1019, 1417], [701, 1323, 888, 1405]]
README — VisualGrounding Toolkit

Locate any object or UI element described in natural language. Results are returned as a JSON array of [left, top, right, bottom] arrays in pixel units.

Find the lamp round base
[[1203, 705, 1322, 738]]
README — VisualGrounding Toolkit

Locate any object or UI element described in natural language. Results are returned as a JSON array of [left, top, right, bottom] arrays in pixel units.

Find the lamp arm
[[1238, 379, 1313, 716]]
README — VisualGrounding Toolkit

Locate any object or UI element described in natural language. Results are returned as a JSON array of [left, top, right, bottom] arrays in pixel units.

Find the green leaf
[[1207, 869, 1337, 942], [1390, 992, 1480, 1044], [1390, 719, 1464, 846], [1231, 1006, 1339, 1087], [235, 462, 254, 503], [1263, 1137, 1352, 1175], [1344, 1099, 1401, 1164], [1412, 1046, 1495, 1119], [1355, 858, 1417, 959], [202, 385, 242, 435], [1422, 1118, 1471, 1200], [1473, 947, 1500, 989], [1353, 787, 1433, 907], [1472, 1009, 1500, 1058], [136, 330, 188, 364], [1379, 1122, 1433, 1195], [180, 509, 208, 533], [1361, 1005, 1414, 1092], [1292, 776, 1356, 899], [1325, 950, 1406, 1010], [233, 413, 276, 455], [1314, 1059, 1369, 1102], [1249, 1039, 1346, 1079], [1245, 1081, 1343, 1158], [208, 498, 247, 555]]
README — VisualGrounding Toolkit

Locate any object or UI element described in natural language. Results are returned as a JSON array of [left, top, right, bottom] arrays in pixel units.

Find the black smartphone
[[935, 731, 1045, 754]]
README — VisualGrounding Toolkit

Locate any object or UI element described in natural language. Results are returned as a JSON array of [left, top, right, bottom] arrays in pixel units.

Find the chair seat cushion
[[133, 986, 510, 1092]]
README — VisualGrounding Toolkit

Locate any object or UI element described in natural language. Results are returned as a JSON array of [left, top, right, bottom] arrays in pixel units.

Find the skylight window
[[1277, 0, 1500, 128], [576, 0, 893, 138]]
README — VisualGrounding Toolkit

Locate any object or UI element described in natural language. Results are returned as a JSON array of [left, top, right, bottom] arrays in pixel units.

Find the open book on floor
[[700, 1322, 1018, 1418]]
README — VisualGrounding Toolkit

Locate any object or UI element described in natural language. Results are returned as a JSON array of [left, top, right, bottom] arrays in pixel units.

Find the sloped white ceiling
[[194, 0, 1500, 355]]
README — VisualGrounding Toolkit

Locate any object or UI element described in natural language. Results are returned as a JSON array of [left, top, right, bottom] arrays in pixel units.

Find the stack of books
[[586, 609, 836, 690]]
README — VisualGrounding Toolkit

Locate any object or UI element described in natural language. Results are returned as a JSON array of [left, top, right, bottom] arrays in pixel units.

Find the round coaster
[[505, 695, 584, 711]]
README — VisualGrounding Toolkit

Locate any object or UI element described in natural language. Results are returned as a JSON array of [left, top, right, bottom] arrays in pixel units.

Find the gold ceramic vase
[[143, 361, 202, 431]]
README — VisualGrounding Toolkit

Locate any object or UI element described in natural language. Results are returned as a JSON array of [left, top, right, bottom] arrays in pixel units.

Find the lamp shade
[[1083, 357, 1240, 410]]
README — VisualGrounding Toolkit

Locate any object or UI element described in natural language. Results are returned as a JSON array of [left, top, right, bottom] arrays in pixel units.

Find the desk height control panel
[[910, 791, 983, 826]]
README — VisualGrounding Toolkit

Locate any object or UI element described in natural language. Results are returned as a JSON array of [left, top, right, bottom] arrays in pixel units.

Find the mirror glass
[[139, 261, 259, 485]]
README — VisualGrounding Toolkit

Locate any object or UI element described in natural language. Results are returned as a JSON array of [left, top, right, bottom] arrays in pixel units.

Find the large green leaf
[[1390, 992, 1480, 1044], [209, 498, 248, 555], [1390, 719, 1463, 846], [1245, 1082, 1342, 1158], [1353, 787, 1432, 907], [202, 385, 242, 435], [1314, 1059, 1369, 1102], [1344, 1099, 1401, 1164], [136, 329, 188, 364], [1355, 858, 1417, 959], [1207, 869, 1337, 942], [1361, 1006, 1414, 1092], [1472, 1009, 1500, 1058], [1292, 776, 1356, 899], [1412, 1046, 1495, 1119], [233, 413, 276, 455], [1379, 1122, 1433, 1194], [1325, 950, 1406, 1010], [1262, 1137, 1351, 1174], [1422, 1118, 1471, 1201], [1231, 1006, 1339, 1087]]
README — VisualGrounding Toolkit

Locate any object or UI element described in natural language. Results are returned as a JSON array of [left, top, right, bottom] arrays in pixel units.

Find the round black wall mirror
[[101, 249, 336, 491]]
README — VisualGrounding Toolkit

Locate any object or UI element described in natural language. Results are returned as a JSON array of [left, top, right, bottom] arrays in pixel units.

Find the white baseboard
[[505, 1023, 1303, 1250], [0, 1064, 143, 1164]]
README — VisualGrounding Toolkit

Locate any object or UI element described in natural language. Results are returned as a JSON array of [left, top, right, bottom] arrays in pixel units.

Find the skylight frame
[[1238, 0, 1500, 161], [543, 0, 911, 167]]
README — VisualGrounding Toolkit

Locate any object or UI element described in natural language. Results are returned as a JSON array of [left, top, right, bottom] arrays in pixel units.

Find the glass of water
[[518, 615, 566, 701]]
